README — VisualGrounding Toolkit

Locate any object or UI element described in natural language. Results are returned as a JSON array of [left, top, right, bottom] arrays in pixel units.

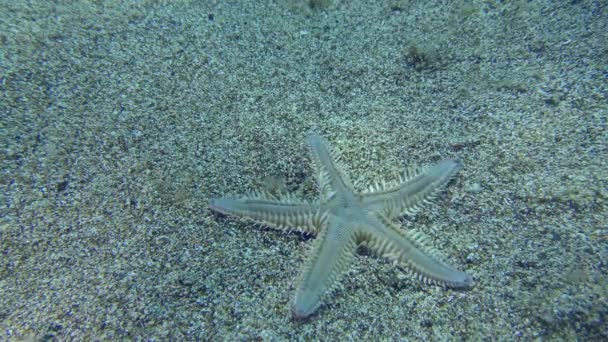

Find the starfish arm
[[306, 132, 354, 199], [360, 159, 461, 220], [364, 215, 473, 288], [209, 195, 326, 235], [292, 221, 358, 318]]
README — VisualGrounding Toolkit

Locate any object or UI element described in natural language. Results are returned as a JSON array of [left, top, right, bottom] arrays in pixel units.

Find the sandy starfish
[[210, 133, 473, 318]]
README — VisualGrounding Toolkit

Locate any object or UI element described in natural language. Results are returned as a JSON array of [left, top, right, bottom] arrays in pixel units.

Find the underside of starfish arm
[[209, 194, 326, 235], [292, 221, 358, 318], [361, 159, 461, 220], [364, 215, 473, 288]]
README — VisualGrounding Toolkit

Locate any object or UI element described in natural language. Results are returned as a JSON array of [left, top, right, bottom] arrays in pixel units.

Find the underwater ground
[[1, 0, 606, 340]]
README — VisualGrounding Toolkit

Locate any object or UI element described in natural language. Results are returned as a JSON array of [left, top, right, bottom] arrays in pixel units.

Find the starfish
[[210, 133, 473, 318]]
